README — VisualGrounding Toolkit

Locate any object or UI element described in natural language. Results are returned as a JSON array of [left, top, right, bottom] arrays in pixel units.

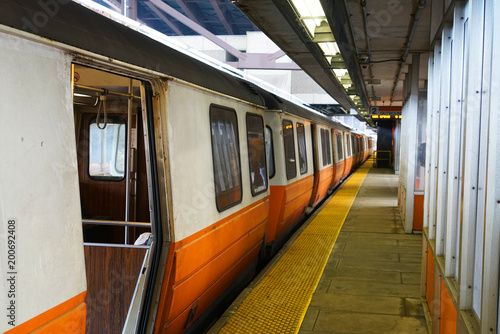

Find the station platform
[[208, 160, 428, 334]]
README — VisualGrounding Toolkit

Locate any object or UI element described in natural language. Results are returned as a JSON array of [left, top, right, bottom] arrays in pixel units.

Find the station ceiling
[[97, 0, 259, 35], [233, 0, 431, 122], [95, 0, 431, 125]]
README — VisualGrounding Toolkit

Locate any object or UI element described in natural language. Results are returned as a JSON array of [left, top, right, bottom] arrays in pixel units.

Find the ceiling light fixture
[[290, 0, 364, 117], [318, 42, 340, 56], [290, 0, 326, 36]]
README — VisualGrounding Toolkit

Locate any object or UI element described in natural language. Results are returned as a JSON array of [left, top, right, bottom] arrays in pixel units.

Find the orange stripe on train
[[311, 166, 334, 206], [163, 244, 261, 333], [5, 292, 86, 334], [267, 175, 314, 244], [155, 198, 269, 333]]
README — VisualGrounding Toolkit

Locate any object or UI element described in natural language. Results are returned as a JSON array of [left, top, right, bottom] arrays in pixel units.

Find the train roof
[[260, 93, 350, 130], [1, 0, 349, 131], [1, 0, 269, 104]]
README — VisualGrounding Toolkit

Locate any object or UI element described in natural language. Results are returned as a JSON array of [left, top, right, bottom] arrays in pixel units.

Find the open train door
[[72, 64, 166, 333]]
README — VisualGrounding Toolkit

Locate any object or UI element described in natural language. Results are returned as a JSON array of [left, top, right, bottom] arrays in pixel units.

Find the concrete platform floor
[[299, 167, 427, 334]]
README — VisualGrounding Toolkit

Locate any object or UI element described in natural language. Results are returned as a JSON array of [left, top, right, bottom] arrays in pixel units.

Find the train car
[[0, 2, 373, 334], [309, 121, 351, 209], [263, 109, 314, 255], [368, 135, 377, 156], [155, 84, 271, 333], [331, 128, 347, 188], [309, 123, 335, 208], [351, 130, 365, 167], [341, 130, 354, 180]]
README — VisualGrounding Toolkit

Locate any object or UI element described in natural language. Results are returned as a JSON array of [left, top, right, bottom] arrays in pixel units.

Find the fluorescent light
[[318, 42, 339, 56], [291, 0, 325, 17], [291, 0, 326, 36], [302, 20, 319, 36], [331, 42, 340, 54], [333, 69, 348, 77], [290, 0, 357, 104]]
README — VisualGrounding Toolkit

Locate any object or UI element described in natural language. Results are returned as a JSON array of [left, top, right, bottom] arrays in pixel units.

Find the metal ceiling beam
[[270, 49, 286, 60], [320, 0, 371, 118], [359, 0, 377, 102], [234, 0, 355, 114], [390, 0, 427, 105], [173, 0, 207, 27], [150, 0, 244, 58], [145, 2, 185, 35], [209, 0, 234, 34], [103, 0, 121, 12], [122, 0, 137, 19], [150, 0, 299, 70]]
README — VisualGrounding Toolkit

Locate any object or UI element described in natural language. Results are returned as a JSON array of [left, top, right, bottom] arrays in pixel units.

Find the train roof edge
[[1, 0, 356, 132]]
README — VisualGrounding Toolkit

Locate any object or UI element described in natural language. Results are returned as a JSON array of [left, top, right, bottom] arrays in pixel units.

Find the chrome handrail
[[82, 219, 151, 228]]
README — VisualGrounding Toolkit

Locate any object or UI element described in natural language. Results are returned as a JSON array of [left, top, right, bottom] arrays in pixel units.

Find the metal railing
[[82, 219, 151, 247], [372, 150, 392, 167]]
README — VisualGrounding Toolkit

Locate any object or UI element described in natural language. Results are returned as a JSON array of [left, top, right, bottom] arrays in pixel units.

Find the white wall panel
[[436, 26, 452, 255], [445, 3, 466, 279]]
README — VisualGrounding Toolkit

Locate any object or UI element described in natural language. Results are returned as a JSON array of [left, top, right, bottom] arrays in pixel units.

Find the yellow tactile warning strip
[[219, 160, 373, 334]]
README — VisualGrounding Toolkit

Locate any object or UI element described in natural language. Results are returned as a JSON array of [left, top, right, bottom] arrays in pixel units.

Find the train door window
[[320, 129, 327, 166], [335, 132, 344, 161], [297, 123, 307, 174], [346, 134, 351, 157], [265, 126, 275, 179], [320, 129, 331, 166], [354, 136, 359, 154], [326, 129, 332, 165], [73, 64, 158, 334], [246, 113, 267, 196], [210, 105, 242, 211], [331, 130, 337, 163], [89, 118, 126, 180], [283, 119, 297, 180]]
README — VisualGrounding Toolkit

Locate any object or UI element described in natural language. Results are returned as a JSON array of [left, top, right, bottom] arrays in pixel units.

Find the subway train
[[0, 1, 374, 333]]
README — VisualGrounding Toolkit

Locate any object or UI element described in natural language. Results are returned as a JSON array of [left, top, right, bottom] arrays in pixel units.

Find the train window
[[265, 126, 275, 179], [210, 105, 242, 211], [346, 134, 351, 157], [88, 117, 126, 180], [326, 129, 332, 165], [335, 132, 344, 161], [246, 114, 268, 196], [352, 134, 357, 155], [320, 129, 327, 166], [320, 129, 331, 166], [331, 130, 336, 163], [283, 119, 297, 180], [297, 123, 307, 174]]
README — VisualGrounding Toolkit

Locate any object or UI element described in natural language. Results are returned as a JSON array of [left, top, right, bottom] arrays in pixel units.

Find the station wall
[[399, 1, 500, 332]]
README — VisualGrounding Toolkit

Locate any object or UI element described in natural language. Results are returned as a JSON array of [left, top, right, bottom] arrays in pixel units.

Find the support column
[[400, 53, 420, 233]]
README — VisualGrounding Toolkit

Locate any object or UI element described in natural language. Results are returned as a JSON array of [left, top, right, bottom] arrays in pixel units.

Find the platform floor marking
[[219, 160, 373, 334]]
